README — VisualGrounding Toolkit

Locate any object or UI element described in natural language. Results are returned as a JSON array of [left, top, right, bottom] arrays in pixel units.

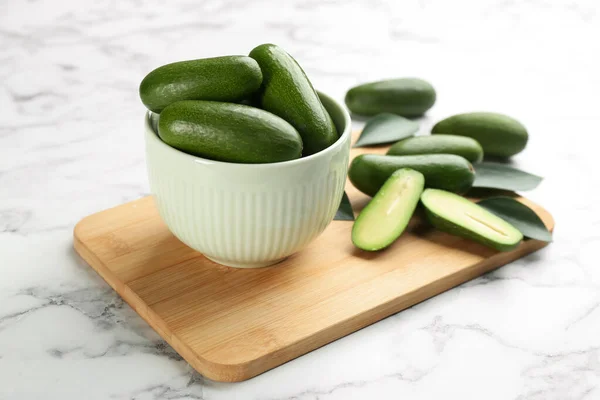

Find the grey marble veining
[[1, 0, 600, 398]]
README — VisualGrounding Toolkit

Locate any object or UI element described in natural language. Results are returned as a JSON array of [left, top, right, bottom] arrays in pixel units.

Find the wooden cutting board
[[73, 135, 554, 382]]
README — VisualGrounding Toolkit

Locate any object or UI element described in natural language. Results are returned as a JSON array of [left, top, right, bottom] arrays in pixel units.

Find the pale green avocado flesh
[[352, 169, 425, 251], [421, 189, 523, 251]]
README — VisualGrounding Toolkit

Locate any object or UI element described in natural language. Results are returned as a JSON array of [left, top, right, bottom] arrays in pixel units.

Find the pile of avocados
[[139, 44, 545, 255], [345, 78, 533, 252], [139, 44, 339, 163]]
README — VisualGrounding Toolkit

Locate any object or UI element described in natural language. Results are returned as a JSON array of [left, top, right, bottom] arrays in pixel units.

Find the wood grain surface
[[73, 133, 554, 382]]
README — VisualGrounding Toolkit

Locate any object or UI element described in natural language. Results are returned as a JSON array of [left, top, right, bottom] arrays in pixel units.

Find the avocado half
[[421, 189, 523, 251]]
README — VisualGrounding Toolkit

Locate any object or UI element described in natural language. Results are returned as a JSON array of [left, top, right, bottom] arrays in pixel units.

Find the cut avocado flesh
[[421, 189, 523, 251], [352, 169, 425, 251]]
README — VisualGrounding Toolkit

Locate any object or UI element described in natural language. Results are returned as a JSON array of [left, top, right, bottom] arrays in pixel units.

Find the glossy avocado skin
[[345, 78, 436, 118], [349, 154, 474, 196], [139, 56, 263, 113], [387, 134, 484, 163], [432, 112, 528, 158], [249, 44, 338, 155], [158, 100, 303, 164]]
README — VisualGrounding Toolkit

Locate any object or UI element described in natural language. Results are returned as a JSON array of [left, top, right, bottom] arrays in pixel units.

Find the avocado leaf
[[477, 196, 552, 242], [353, 113, 419, 148], [473, 162, 542, 191], [334, 191, 355, 221]]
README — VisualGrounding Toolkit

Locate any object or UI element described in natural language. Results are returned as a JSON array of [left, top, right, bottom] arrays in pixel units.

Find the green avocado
[[421, 189, 523, 251], [352, 169, 424, 251], [349, 154, 474, 197], [249, 44, 338, 155], [387, 134, 484, 162], [432, 112, 528, 158], [345, 78, 436, 118], [158, 100, 302, 164], [139, 56, 263, 113]]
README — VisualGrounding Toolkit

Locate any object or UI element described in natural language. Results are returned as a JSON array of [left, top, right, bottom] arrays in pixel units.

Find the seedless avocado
[[345, 78, 436, 118], [387, 134, 484, 162], [432, 112, 528, 158], [139, 56, 263, 113], [421, 189, 523, 251], [249, 44, 338, 155], [158, 100, 303, 163], [352, 169, 424, 251], [349, 154, 475, 197]]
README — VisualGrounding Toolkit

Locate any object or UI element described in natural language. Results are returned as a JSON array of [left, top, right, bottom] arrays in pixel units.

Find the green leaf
[[473, 162, 543, 191], [353, 113, 419, 148], [477, 196, 552, 242], [334, 191, 354, 221]]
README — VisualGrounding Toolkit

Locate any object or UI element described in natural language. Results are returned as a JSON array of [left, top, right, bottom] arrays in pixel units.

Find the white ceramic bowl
[[145, 92, 351, 268]]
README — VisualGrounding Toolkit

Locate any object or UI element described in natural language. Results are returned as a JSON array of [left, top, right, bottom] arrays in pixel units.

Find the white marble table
[[1, 1, 599, 398]]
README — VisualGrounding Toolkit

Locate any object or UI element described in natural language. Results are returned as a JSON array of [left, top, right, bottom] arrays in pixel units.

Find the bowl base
[[204, 255, 287, 269]]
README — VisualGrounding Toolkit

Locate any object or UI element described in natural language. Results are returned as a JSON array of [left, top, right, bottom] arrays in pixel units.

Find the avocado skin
[[349, 154, 474, 196], [139, 56, 263, 113], [249, 44, 338, 156], [158, 100, 303, 164], [432, 112, 528, 158], [345, 78, 436, 118], [387, 134, 484, 163]]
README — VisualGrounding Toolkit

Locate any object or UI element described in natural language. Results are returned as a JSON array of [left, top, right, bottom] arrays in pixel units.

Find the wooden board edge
[[518, 197, 555, 232], [72, 197, 152, 240], [73, 226, 250, 382], [210, 238, 550, 381], [72, 198, 554, 383]]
